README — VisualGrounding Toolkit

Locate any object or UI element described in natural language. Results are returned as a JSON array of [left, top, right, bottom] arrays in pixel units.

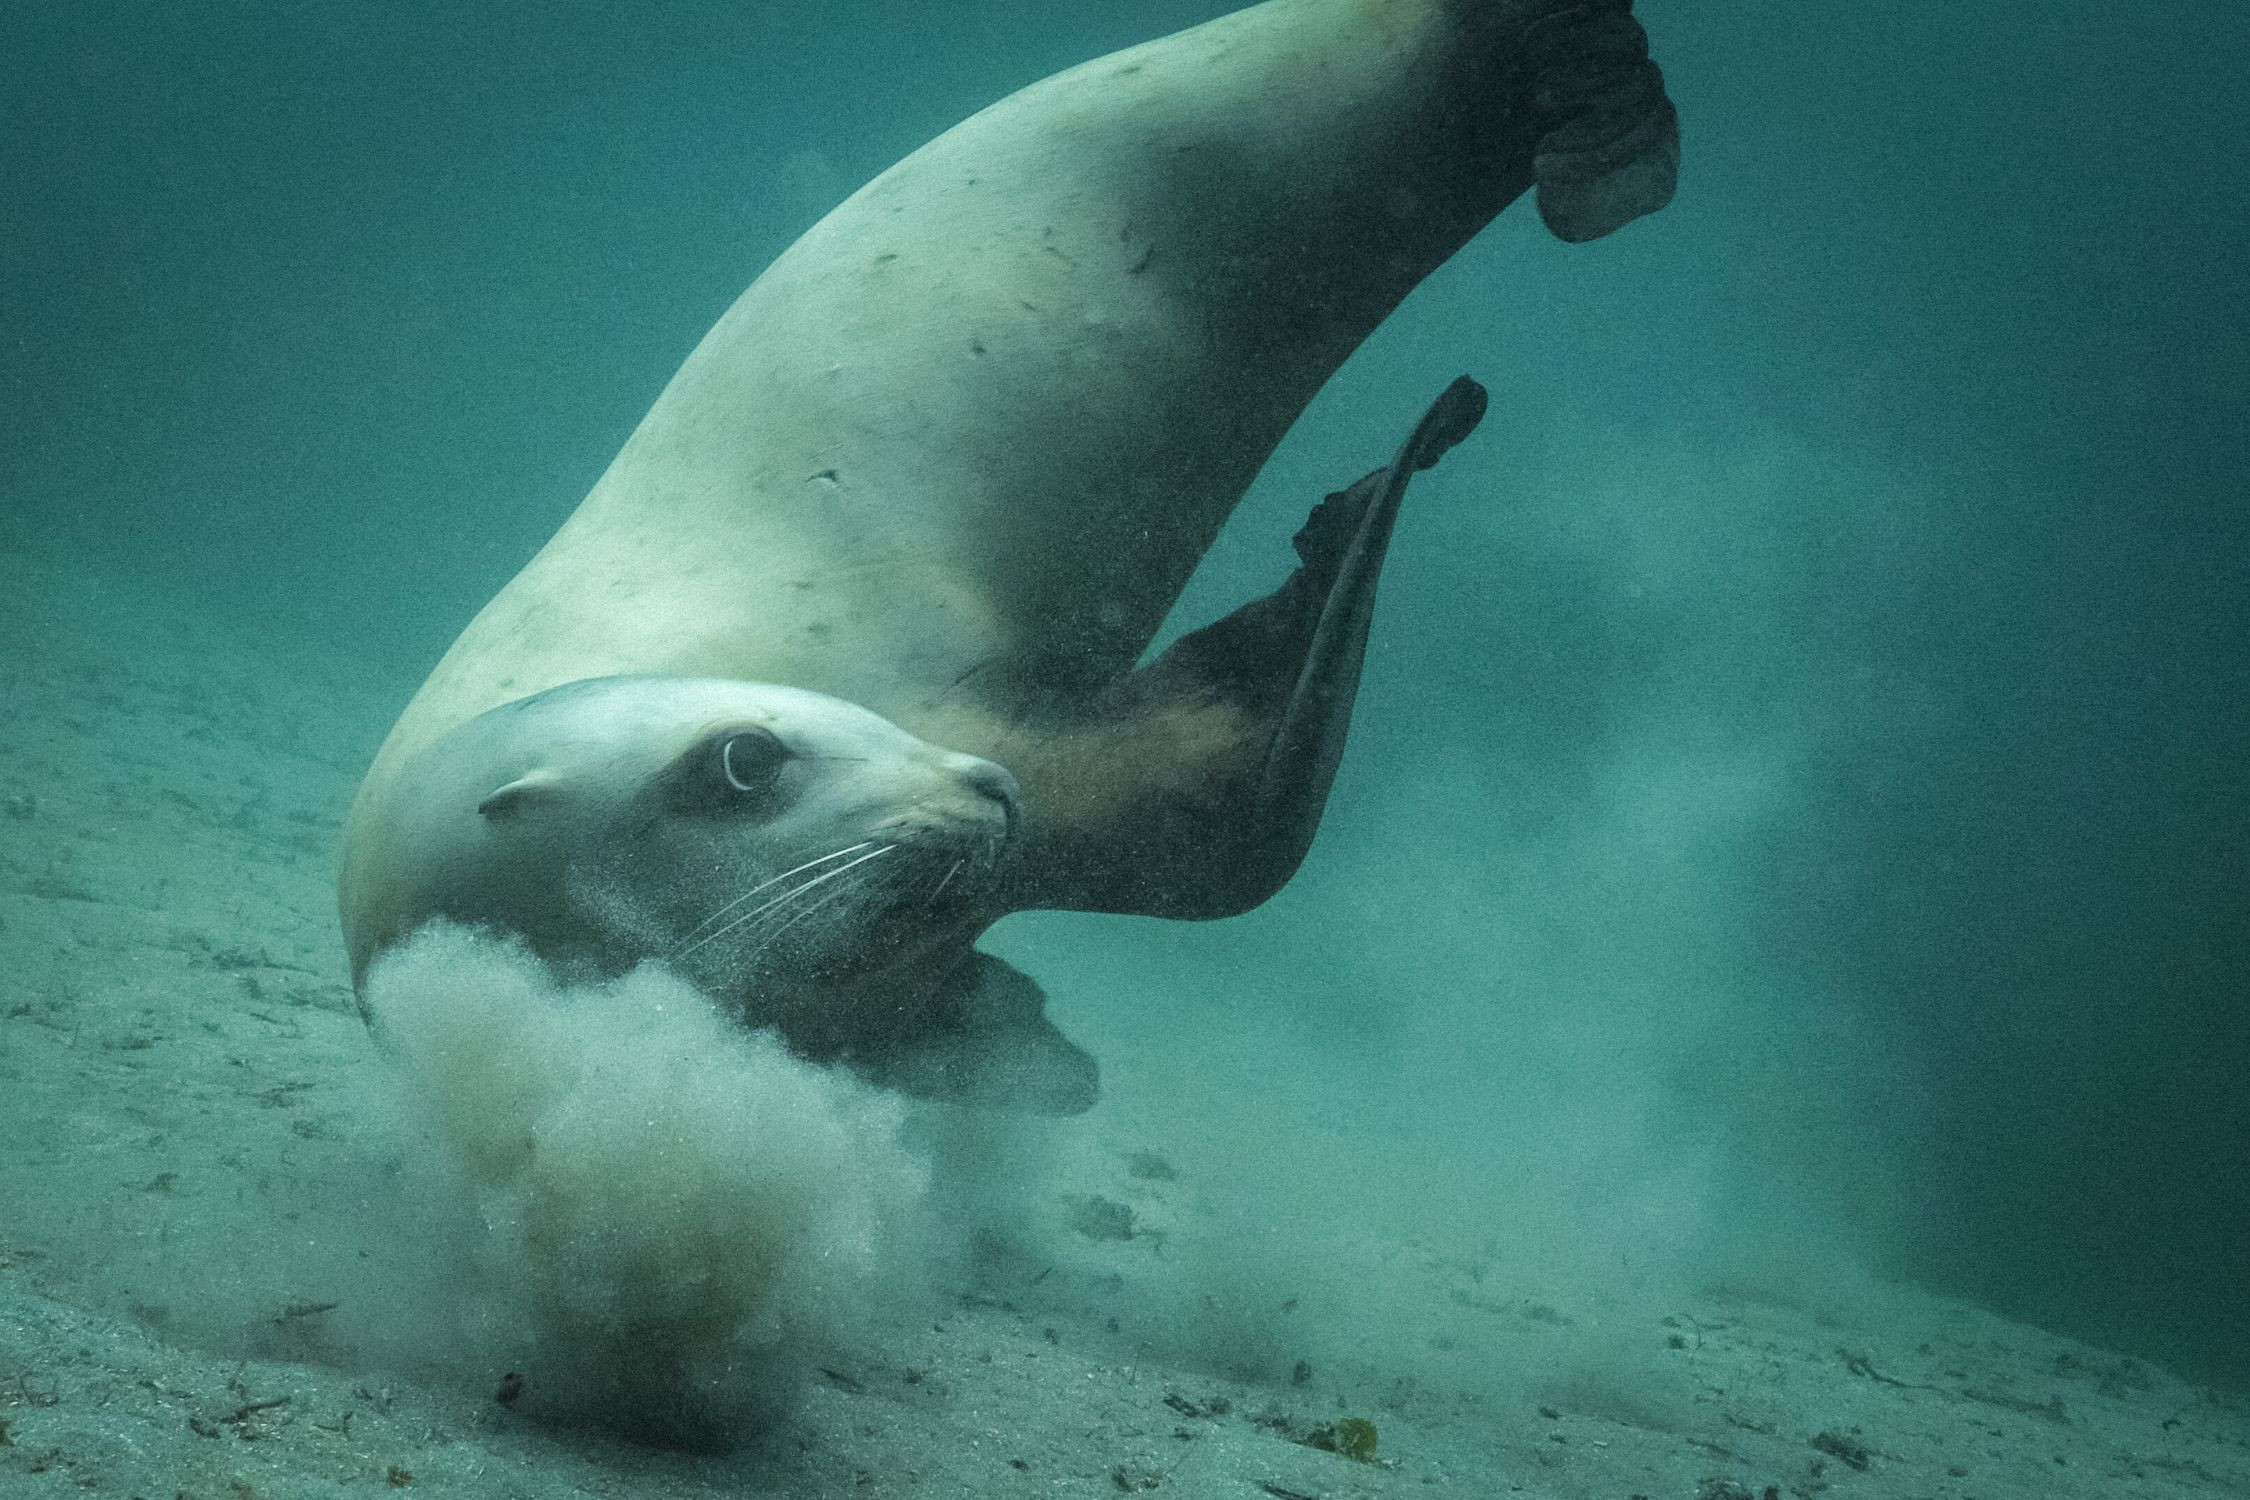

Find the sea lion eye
[[721, 729, 789, 792]]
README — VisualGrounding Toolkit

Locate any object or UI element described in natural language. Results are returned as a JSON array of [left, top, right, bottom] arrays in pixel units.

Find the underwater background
[[4, 0, 2246, 1444]]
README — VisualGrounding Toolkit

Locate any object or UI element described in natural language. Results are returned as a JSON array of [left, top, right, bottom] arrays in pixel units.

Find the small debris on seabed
[[1302, 1415, 1378, 1462], [1694, 1479, 1762, 1500], [1162, 1391, 1231, 1420], [275, 1300, 339, 1322], [1810, 1429, 1872, 1470], [1065, 1193, 1138, 1241]]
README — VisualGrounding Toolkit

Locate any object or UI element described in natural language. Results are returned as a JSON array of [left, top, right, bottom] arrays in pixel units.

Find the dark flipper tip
[[1524, 1, 1682, 243], [1412, 376, 1489, 471], [1535, 98, 1680, 242]]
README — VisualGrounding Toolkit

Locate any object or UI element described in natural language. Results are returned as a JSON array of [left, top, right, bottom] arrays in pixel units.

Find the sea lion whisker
[[742, 866, 890, 963], [668, 877, 831, 962], [927, 858, 965, 906], [678, 846, 895, 958], [670, 841, 876, 953], [723, 862, 886, 947], [672, 844, 896, 961]]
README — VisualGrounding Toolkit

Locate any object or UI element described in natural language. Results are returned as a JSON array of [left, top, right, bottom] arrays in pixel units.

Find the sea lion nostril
[[948, 754, 1021, 814]]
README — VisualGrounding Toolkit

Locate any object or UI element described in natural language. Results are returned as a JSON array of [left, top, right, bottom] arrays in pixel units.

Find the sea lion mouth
[[905, 825, 1012, 924], [868, 810, 1015, 925]]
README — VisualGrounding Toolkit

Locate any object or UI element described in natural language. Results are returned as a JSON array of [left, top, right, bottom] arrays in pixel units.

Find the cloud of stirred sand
[[361, 924, 928, 1448]]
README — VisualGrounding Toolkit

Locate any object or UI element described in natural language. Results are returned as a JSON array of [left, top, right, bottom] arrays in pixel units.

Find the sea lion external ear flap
[[476, 769, 564, 819]]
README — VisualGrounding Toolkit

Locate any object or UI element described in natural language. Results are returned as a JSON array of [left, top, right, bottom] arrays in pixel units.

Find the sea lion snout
[[874, 750, 1020, 865], [942, 752, 1021, 826]]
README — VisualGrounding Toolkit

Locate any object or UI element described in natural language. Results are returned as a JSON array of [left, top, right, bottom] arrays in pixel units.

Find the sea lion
[[340, 0, 1678, 1109]]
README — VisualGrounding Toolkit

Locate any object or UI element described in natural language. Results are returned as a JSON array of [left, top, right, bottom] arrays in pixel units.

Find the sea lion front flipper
[[1005, 377, 1488, 920], [1247, 373, 1489, 873], [854, 950, 1100, 1116]]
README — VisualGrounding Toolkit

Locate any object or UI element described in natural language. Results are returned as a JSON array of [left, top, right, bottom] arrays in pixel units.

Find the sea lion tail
[[1517, 0, 1681, 242]]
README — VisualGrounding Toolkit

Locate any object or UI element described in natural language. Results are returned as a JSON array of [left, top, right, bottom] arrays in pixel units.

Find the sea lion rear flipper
[[1524, 0, 1680, 243], [1006, 377, 1487, 920], [856, 951, 1099, 1116]]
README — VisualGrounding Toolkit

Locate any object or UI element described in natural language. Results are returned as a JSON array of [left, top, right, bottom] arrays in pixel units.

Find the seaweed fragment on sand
[[1304, 1414, 1379, 1462]]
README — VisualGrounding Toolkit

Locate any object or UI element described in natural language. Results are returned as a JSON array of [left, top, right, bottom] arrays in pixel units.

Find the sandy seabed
[[1, 538, 2245, 1500]]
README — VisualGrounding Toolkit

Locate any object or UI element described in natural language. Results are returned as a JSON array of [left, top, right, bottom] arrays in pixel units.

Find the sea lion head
[[346, 675, 1024, 1059]]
